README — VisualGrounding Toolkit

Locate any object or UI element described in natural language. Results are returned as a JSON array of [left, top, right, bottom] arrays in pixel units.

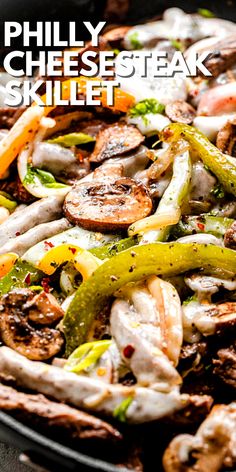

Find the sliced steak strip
[[224, 220, 236, 249], [0, 383, 121, 442], [213, 344, 236, 390]]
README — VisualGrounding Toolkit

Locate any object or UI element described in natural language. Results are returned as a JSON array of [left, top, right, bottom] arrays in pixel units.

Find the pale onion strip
[[147, 276, 183, 366], [0, 106, 44, 178], [17, 118, 71, 198], [128, 209, 181, 236]]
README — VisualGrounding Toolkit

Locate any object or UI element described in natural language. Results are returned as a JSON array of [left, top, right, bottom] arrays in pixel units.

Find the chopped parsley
[[211, 183, 225, 200], [128, 31, 143, 50], [170, 39, 184, 52], [198, 8, 215, 18], [113, 396, 134, 422], [129, 98, 165, 125]]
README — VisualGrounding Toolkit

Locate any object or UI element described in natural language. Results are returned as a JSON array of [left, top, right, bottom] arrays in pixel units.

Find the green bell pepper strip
[[63, 242, 236, 355], [90, 236, 138, 260], [171, 215, 234, 239], [0, 192, 17, 211], [161, 123, 236, 196], [0, 260, 43, 296], [139, 147, 191, 243]]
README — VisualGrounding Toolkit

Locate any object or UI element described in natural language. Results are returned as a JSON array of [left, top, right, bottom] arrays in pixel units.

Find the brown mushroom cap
[[165, 100, 196, 125], [0, 289, 64, 361], [89, 124, 145, 163], [216, 118, 236, 156], [64, 177, 153, 231]]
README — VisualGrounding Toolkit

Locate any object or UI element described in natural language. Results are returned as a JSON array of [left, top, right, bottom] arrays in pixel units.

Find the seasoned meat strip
[[213, 344, 236, 390], [0, 383, 121, 442], [224, 220, 236, 249]]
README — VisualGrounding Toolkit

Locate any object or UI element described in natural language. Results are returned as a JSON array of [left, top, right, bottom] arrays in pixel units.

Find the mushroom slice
[[216, 117, 236, 156], [89, 124, 144, 163], [24, 290, 65, 325], [183, 300, 236, 340], [165, 100, 196, 125], [63, 177, 152, 232], [0, 289, 64, 361], [224, 220, 236, 249], [163, 403, 236, 472]]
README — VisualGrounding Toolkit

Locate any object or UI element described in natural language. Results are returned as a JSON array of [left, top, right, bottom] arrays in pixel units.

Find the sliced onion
[[128, 209, 181, 236], [17, 144, 71, 198]]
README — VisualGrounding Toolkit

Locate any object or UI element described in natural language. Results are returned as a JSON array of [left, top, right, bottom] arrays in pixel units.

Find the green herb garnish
[[113, 396, 134, 422], [64, 340, 112, 374], [128, 31, 143, 50], [170, 39, 184, 51], [211, 183, 225, 200], [129, 98, 165, 125], [24, 165, 67, 189], [198, 8, 215, 18], [47, 132, 95, 148]]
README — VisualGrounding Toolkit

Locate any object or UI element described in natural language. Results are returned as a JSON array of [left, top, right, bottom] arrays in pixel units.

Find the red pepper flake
[[44, 241, 54, 250], [15, 232, 20, 237], [24, 273, 31, 285], [69, 247, 76, 254], [123, 345, 135, 359], [197, 223, 205, 231], [41, 277, 50, 293]]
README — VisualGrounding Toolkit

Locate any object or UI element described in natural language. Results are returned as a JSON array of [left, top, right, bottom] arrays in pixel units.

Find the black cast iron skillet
[[0, 1, 236, 470]]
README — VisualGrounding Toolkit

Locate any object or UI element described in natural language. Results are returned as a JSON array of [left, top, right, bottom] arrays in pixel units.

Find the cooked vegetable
[[0, 253, 18, 279], [0, 192, 17, 211], [37, 243, 102, 278], [0, 289, 64, 360], [0, 106, 44, 178], [130, 144, 191, 241], [47, 132, 95, 147], [165, 100, 196, 125], [171, 215, 234, 239], [129, 99, 165, 122], [113, 396, 134, 422], [0, 346, 196, 424], [0, 260, 43, 296], [0, 218, 71, 257], [65, 340, 112, 374], [89, 124, 144, 163], [162, 123, 236, 196], [18, 147, 70, 198], [64, 243, 236, 354], [64, 177, 153, 232], [0, 196, 64, 247], [197, 8, 215, 18]]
